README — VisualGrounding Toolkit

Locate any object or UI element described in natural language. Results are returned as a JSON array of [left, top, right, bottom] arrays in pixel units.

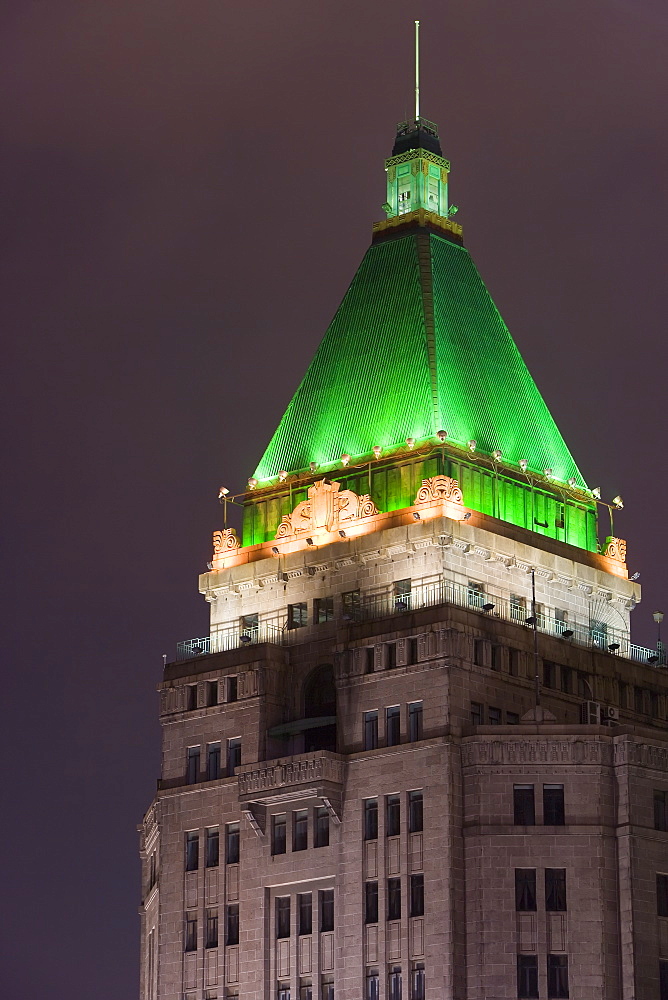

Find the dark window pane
[[471, 702, 484, 726], [288, 602, 308, 629], [186, 747, 200, 785], [655, 791, 668, 832], [543, 785, 565, 825], [545, 869, 567, 912], [488, 706, 501, 725], [314, 807, 330, 848], [507, 712, 520, 725], [241, 613, 258, 639], [364, 881, 379, 923], [272, 814, 287, 856], [408, 791, 423, 833], [386, 706, 401, 746], [514, 785, 536, 825], [517, 955, 538, 999], [387, 878, 401, 920], [547, 954, 569, 998], [394, 579, 411, 610], [225, 904, 239, 945], [408, 702, 423, 742], [276, 897, 291, 939], [205, 909, 218, 948], [366, 972, 380, 1000], [660, 961, 668, 1000], [320, 889, 334, 932], [187, 685, 197, 711], [658, 874, 668, 917], [491, 645, 502, 671], [298, 893, 312, 935], [293, 810, 308, 851], [185, 832, 199, 872], [387, 643, 398, 669], [185, 916, 197, 952], [207, 743, 221, 781], [386, 795, 400, 837], [410, 874, 424, 917], [227, 675, 238, 702], [515, 869, 537, 911], [205, 828, 219, 868], [278, 986, 290, 1000], [364, 711, 379, 751], [364, 799, 378, 840], [342, 590, 361, 621], [411, 965, 425, 1000], [560, 666, 571, 694], [226, 822, 240, 864], [207, 681, 218, 707], [388, 967, 402, 1000], [315, 597, 334, 623], [227, 738, 241, 775]]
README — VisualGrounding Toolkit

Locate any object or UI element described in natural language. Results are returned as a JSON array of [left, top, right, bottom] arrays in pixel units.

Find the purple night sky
[[2, 2, 667, 996]]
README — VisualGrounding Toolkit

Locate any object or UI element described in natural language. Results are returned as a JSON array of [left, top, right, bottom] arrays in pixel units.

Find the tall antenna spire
[[414, 19, 420, 121]]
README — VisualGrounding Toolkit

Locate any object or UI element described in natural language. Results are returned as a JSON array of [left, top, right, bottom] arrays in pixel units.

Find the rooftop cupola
[[383, 116, 451, 221]]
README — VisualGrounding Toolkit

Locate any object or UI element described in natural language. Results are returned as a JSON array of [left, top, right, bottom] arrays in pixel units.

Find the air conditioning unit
[[602, 705, 620, 724], [580, 700, 602, 725]]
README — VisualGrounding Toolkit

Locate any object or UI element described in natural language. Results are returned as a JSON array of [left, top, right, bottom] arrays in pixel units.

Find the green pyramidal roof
[[253, 227, 586, 490]]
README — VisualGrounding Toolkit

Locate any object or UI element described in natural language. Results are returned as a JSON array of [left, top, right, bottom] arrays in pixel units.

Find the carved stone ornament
[[212, 528, 240, 553], [603, 536, 627, 564], [414, 475, 463, 506], [276, 479, 379, 539]]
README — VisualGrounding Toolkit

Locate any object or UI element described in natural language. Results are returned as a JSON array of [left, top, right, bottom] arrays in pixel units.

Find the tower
[[139, 106, 668, 1000]]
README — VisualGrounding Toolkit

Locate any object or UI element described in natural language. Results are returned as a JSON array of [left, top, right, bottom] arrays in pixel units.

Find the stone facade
[[139, 508, 668, 1000]]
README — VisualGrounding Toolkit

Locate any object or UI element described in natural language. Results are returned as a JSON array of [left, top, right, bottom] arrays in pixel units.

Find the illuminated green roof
[[253, 227, 587, 489]]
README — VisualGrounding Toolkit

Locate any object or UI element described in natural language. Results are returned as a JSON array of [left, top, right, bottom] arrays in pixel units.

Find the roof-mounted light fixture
[[568, 477, 577, 488], [248, 477, 258, 489], [613, 495, 624, 509], [463, 512, 472, 520], [278, 470, 288, 482], [492, 450, 502, 461], [562, 629, 574, 639], [340, 454, 350, 467], [306, 537, 315, 546], [467, 440, 477, 452], [592, 486, 601, 499], [519, 459, 528, 472], [482, 602, 495, 612], [608, 643, 620, 652], [412, 511, 421, 520], [218, 486, 230, 498], [338, 530, 347, 538], [406, 437, 415, 449], [309, 462, 318, 473], [436, 430, 447, 442], [543, 468, 553, 479], [271, 546, 279, 555], [372, 445, 382, 458]]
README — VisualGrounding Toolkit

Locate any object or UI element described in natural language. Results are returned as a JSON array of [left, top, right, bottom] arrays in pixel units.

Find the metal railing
[[177, 578, 660, 666]]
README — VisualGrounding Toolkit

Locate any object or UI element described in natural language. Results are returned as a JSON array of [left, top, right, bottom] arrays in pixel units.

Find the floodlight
[[278, 471, 288, 482], [519, 459, 528, 472], [240, 634, 252, 645], [338, 530, 346, 538], [568, 478, 577, 488], [373, 445, 382, 458], [482, 602, 495, 612], [412, 512, 421, 520], [543, 468, 553, 478], [309, 462, 318, 473], [608, 643, 620, 652], [218, 486, 230, 498], [306, 537, 315, 546], [406, 437, 415, 449], [436, 430, 447, 442], [562, 629, 574, 639], [613, 495, 624, 509], [631, 572, 640, 581], [271, 546, 279, 555], [341, 454, 351, 466], [467, 440, 477, 452], [592, 486, 601, 499], [492, 450, 502, 461], [247, 477, 258, 489], [525, 615, 537, 626], [463, 512, 472, 520]]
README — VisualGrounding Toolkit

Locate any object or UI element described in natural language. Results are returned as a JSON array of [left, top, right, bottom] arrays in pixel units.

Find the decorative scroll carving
[[276, 479, 379, 539], [414, 475, 463, 506], [603, 536, 627, 564], [213, 528, 239, 553]]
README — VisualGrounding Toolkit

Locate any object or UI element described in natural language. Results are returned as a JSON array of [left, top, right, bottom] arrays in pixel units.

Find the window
[[227, 675, 238, 703], [365, 881, 379, 923], [388, 966, 402, 1000], [226, 822, 240, 864], [514, 785, 536, 825], [410, 874, 424, 917], [515, 869, 537, 911], [510, 594, 525, 621], [298, 893, 312, 935], [241, 611, 258, 634], [288, 602, 308, 629], [185, 831, 199, 872], [387, 878, 401, 920], [365, 647, 375, 674], [661, 961, 668, 1000], [366, 970, 380, 1000], [320, 889, 334, 932], [488, 706, 502, 725], [314, 597, 334, 623], [543, 661, 556, 689], [205, 908, 218, 948], [507, 711, 520, 725], [560, 666, 571, 694], [386, 642, 397, 669], [386, 706, 401, 746], [276, 897, 291, 939], [658, 874, 668, 917], [473, 639, 485, 666], [205, 828, 219, 868], [184, 915, 197, 952], [386, 795, 400, 836], [468, 582, 484, 608], [148, 851, 157, 890], [547, 955, 569, 998], [408, 637, 418, 665], [364, 711, 379, 750], [321, 979, 334, 1000], [206, 680, 218, 707], [300, 984, 313, 1000], [224, 903, 238, 946], [186, 746, 200, 785], [187, 685, 197, 711], [545, 869, 567, 912], [206, 742, 221, 781], [471, 702, 484, 726], [394, 579, 411, 610], [408, 702, 423, 742], [293, 810, 308, 851], [543, 784, 565, 825], [411, 964, 425, 1000], [227, 737, 241, 775], [408, 791, 423, 833], [577, 672, 591, 699], [278, 985, 290, 1000], [554, 609, 568, 633], [655, 791, 668, 832], [314, 806, 330, 848], [342, 590, 360, 621], [272, 814, 287, 855], [364, 799, 378, 840], [508, 648, 520, 676], [491, 645, 502, 671], [517, 955, 538, 999]]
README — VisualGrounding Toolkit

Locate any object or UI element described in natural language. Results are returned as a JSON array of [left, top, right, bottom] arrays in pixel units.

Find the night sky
[[2, 2, 667, 996]]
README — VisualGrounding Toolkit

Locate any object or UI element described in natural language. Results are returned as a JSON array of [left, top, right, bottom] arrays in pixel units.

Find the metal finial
[[414, 20, 420, 121]]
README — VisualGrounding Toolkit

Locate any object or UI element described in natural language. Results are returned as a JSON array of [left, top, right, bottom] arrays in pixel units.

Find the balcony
[[237, 750, 344, 822], [176, 577, 659, 666]]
